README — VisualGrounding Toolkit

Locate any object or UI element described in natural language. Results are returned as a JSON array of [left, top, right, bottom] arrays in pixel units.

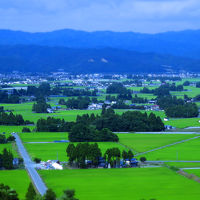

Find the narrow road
[[135, 136, 200, 156], [13, 133, 47, 196]]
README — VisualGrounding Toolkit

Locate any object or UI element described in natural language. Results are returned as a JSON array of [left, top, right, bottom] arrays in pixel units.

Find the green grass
[[0, 170, 30, 200], [19, 132, 69, 142], [24, 142, 127, 161], [0, 125, 35, 133], [39, 167, 200, 200], [166, 162, 200, 168], [144, 137, 200, 161], [118, 133, 195, 153], [184, 169, 200, 177], [163, 118, 200, 128]]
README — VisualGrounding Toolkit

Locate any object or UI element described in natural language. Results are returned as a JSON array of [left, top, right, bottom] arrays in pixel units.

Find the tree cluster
[[0, 112, 33, 125], [140, 83, 184, 96], [36, 117, 74, 132], [69, 124, 119, 142], [63, 88, 97, 97], [106, 82, 131, 94], [0, 148, 14, 169], [65, 96, 91, 109], [0, 91, 20, 103], [0, 134, 15, 144], [157, 96, 199, 118], [132, 94, 148, 104], [25, 182, 78, 200], [66, 143, 102, 168], [0, 183, 19, 200], [32, 97, 51, 113], [77, 108, 165, 132]]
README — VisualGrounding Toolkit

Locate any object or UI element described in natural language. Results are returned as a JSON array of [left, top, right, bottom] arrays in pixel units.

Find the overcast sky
[[0, 0, 200, 33]]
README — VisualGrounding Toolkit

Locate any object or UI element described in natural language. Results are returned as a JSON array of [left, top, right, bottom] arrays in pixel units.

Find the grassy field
[[0, 170, 30, 200], [24, 142, 127, 161], [166, 162, 200, 168], [143, 137, 200, 161], [184, 169, 200, 177], [39, 167, 200, 200], [118, 133, 195, 153], [163, 118, 200, 129], [0, 125, 35, 133], [19, 132, 69, 142]]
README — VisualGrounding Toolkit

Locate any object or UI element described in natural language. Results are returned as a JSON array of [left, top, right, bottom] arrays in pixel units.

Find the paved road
[[13, 133, 47, 196], [135, 136, 200, 156]]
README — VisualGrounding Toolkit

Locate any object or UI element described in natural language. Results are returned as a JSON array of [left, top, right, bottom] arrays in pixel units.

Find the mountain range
[[0, 29, 200, 73]]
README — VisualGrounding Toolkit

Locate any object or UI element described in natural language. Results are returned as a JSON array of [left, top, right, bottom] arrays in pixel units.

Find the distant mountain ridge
[[0, 29, 200, 59], [0, 45, 199, 73]]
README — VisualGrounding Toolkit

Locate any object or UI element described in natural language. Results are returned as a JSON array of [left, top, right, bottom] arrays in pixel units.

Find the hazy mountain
[[0, 29, 200, 59], [0, 45, 199, 73]]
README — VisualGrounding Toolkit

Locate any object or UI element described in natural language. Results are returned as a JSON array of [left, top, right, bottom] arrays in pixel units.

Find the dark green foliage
[[0, 183, 19, 200], [132, 94, 148, 103], [122, 150, 128, 160], [196, 82, 200, 88], [140, 83, 184, 96], [165, 103, 199, 118], [0, 91, 20, 104], [6, 136, 15, 142], [183, 81, 190, 86], [127, 150, 134, 160], [69, 123, 118, 142], [66, 143, 102, 168], [157, 96, 199, 118], [0, 148, 14, 169], [33, 158, 41, 163], [26, 183, 36, 200], [63, 88, 97, 97], [0, 134, 7, 144], [106, 82, 130, 94], [0, 106, 4, 112], [104, 147, 121, 167], [66, 96, 90, 109], [22, 127, 31, 132], [32, 97, 51, 113], [44, 189, 56, 200], [36, 117, 74, 132], [0, 112, 31, 125], [140, 157, 147, 162], [60, 189, 78, 200]]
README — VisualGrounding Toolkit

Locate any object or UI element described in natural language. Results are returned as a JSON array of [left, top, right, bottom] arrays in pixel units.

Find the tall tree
[[44, 189, 56, 200], [26, 183, 36, 200]]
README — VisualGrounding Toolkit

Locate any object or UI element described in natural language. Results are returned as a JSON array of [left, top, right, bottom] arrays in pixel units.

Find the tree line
[[32, 97, 51, 113], [157, 96, 199, 118], [0, 148, 14, 170], [0, 112, 33, 125], [0, 181, 78, 200], [140, 83, 184, 96], [76, 108, 165, 132], [66, 143, 135, 169]]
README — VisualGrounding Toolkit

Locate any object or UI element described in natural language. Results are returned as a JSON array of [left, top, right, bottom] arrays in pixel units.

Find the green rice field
[[39, 167, 200, 200], [19, 132, 69, 142], [0, 170, 30, 200], [118, 133, 195, 153], [144, 137, 200, 161]]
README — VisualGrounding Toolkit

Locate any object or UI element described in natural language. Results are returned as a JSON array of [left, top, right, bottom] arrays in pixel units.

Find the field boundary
[[135, 136, 200, 156]]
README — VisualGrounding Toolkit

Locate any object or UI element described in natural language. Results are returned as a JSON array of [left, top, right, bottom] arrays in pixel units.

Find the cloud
[[0, 0, 200, 33]]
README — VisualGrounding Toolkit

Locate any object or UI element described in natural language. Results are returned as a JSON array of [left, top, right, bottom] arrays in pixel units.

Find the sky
[[0, 0, 200, 33]]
